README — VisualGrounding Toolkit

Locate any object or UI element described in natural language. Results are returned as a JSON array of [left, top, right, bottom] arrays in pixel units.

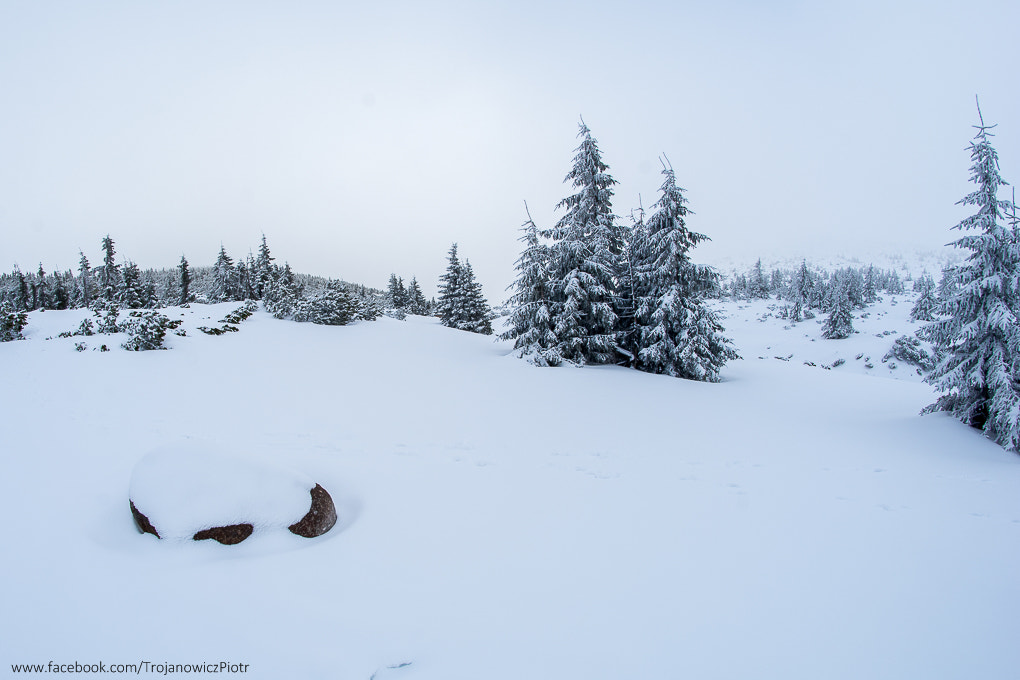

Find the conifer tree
[[864, 265, 880, 303], [263, 264, 300, 319], [922, 101, 1020, 450], [406, 277, 428, 315], [748, 259, 769, 299], [910, 274, 938, 322], [78, 252, 92, 308], [100, 235, 120, 302], [119, 261, 144, 308], [502, 206, 561, 365], [437, 243, 465, 328], [936, 264, 959, 304], [632, 160, 737, 381], [51, 273, 69, 310], [388, 274, 408, 309], [458, 260, 494, 335], [545, 120, 621, 364], [789, 261, 811, 321], [254, 234, 275, 298], [0, 301, 28, 341], [35, 264, 49, 310], [822, 277, 854, 339], [178, 255, 192, 305], [211, 245, 237, 301], [14, 267, 29, 311], [436, 244, 494, 334]]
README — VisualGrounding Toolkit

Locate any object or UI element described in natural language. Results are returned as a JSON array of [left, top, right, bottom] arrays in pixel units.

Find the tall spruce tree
[[35, 264, 49, 310], [254, 234, 275, 298], [406, 277, 428, 315], [119, 261, 144, 308], [436, 244, 493, 334], [910, 273, 938, 322], [211, 245, 237, 301], [78, 252, 92, 308], [789, 260, 811, 321], [437, 243, 465, 328], [502, 206, 561, 365], [388, 274, 408, 309], [100, 235, 120, 302], [178, 255, 191, 305], [748, 259, 769, 299], [633, 160, 737, 381], [922, 101, 1020, 451], [822, 276, 854, 339], [545, 120, 621, 364]]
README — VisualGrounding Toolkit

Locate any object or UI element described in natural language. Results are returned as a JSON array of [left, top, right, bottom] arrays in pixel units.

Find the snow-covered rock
[[128, 445, 337, 544]]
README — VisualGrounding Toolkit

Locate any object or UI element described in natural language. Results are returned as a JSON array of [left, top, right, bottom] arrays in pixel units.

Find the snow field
[[0, 300, 1017, 679]]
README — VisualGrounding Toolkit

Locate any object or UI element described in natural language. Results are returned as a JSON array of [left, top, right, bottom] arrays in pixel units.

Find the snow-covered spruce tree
[[545, 120, 623, 364], [119, 261, 144, 309], [406, 277, 428, 315], [35, 264, 49, 310], [387, 274, 408, 310], [632, 160, 737, 381], [121, 310, 177, 350], [99, 235, 121, 302], [210, 245, 238, 301], [178, 255, 192, 305], [77, 252, 92, 308], [436, 243, 463, 327], [459, 260, 494, 335], [748, 259, 770, 299], [910, 273, 938, 322], [864, 265, 880, 303], [502, 206, 562, 365], [0, 301, 28, 341], [13, 268, 29, 311], [262, 265, 301, 319], [921, 104, 1020, 450], [822, 276, 854, 339], [936, 264, 959, 305], [254, 234, 275, 298], [294, 280, 361, 325], [436, 244, 493, 334], [787, 260, 811, 321]]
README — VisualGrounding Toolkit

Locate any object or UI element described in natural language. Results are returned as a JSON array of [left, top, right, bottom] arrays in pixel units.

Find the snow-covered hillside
[[1, 298, 1017, 679]]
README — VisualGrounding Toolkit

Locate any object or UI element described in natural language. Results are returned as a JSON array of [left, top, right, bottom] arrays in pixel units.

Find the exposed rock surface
[[193, 524, 254, 545], [288, 484, 337, 538]]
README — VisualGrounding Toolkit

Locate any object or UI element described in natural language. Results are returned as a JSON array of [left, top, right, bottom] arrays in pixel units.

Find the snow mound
[[129, 444, 323, 542]]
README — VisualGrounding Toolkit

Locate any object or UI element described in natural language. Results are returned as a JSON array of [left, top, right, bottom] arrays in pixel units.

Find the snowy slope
[[1, 300, 1018, 679]]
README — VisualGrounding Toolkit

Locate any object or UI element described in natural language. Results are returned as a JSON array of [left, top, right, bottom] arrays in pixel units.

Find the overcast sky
[[2, 0, 1018, 298]]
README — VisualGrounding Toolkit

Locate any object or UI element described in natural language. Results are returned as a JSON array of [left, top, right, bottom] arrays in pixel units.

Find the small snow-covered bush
[[883, 335, 935, 372], [294, 281, 360, 326], [121, 310, 180, 351], [76, 318, 95, 336], [91, 301, 121, 334], [0, 302, 28, 341], [220, 301, 258, 325]]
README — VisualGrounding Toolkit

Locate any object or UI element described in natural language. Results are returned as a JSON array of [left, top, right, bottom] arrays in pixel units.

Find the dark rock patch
[[288, 484, 337, 538], [130, 500, 160, 538], [193, 524, 254, 545]]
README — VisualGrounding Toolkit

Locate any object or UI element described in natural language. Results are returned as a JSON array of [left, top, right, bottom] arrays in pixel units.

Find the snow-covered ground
[[2, 296, 1018, 679]]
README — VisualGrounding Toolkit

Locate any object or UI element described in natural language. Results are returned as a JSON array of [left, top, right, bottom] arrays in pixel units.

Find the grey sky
[[1, 0, 1018, 298]]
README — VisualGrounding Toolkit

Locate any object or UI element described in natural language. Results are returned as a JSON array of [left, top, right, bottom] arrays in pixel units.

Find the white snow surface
[[129, 445, 315, 539], [2, 299, 1018, 679]]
